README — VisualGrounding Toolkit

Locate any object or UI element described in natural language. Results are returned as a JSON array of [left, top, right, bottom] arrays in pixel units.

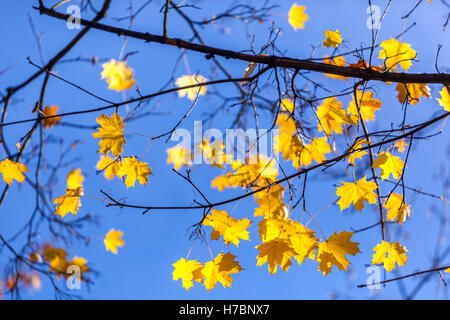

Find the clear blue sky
[[0, 0, 449, 299]]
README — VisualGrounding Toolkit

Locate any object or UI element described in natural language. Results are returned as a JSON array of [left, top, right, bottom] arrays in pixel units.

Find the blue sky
[[0, 0, 449, 299]]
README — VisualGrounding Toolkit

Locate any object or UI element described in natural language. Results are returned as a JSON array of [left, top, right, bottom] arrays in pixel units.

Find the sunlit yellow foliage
[[175, 74, 208, 101], [378, 38, 417, 71], [92, 112, 126, 157], [336, 177, 378, 212], [104, 228, 125, 254], [372, 241, 408, 272], [0, 158, 28, 185], [101, 59, 136, 91], [288, 3, 308, 30]]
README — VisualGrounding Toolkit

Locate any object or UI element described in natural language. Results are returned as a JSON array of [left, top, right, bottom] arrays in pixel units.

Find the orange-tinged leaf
[[116, 157, 152, 188], [42, 105, 61, 128], [378, 38, 417, 71], [394, 139, 408, 153], [104, 228, 125, 254], [92, 112, 126, 157], [336, 176, 378, 212], [53, 187, 83, 218], [172, 258, 203, 291], [288, 4, 308, 30], [202, 209, 251, 247], [0, 158, 28, 185], [373, 151, 404, 180], [372, 241, 408, 272], [316, 231, 360, 276]]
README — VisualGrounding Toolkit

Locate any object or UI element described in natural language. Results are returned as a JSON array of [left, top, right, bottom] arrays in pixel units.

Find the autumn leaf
[[101, 59, 136, 91], [196, 139, 232, 169], [92, 112, 126, 157], [372, 241, 408, 272], [96, 155, 121, 179], [316, 231, 360, 276], [68, 257, 89, 280], [288, 3, 308, 30], [116, 157, 152, 188], [396, 83, 431, 105], [373, 151, 404, 180], [378, 38, 417, 71], [202, 209, 251, 247], [43, 245, 68, 277], [104, 228, 125, 254], [436, 86, 450, 111], [323, 55, 348, 80], [42, 105, 61, 128], [336, 176, 378, 212], [394, 139, 408, 153], [281, 98, 295, 113], [323, 29, 342, 48], [384, 193, 411, 224], [295, 137, 331, 168], [347, 59, 385, 72], [347, 90, 382, 122], [256, 238, 295, 274], [0, 158, 28, 185], [172, 258, 203, 291], [67, 169, 84, 189], [166, 145, 193, 170], [175, 74, 208, 101], [53, 187, 83, 218], [316, 97, 356, 135], [200, 252, 242, 291]]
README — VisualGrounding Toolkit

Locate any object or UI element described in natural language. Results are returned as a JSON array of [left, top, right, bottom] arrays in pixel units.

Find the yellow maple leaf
[[436, 86, 450, 111], [281, 98, 295, 113], [347, 90, 382, 122], [323, 55, 348, 80], [211, 174, 233, 191], [254, 185, 287, 219], [295, 137, 331, 168], [336, 176, 378, 212], [384, 193, 411, 224], [373, 151, 404, 180], [166, 145, 193, 170], [104, 228, 125, 254], [42, 105, 61, 128], [202, 209, 251, 247], [53, 187, 83, 218], [396, 83, 431, 105], [172, 258, 203, 291], [67, 256, 89, 280], [0, 158, 28, 185], [101, 59, 136, 91], [96, 155, 121, 180], [323, 29, 342, 48], [288, 3, 308, 30], [175, 74, 208, 101], [317, 97, 356, 135], [200, 252, 242, 291], [378, 38, 417, 71], [116, 157, 152, 188], [67, 169, 84, 189], [316, 231, 360, 276], [256, 238, 295, 274], [92, 112, 126, 157], [372, 241, 408, 272], [196, 139, 232, 169]]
